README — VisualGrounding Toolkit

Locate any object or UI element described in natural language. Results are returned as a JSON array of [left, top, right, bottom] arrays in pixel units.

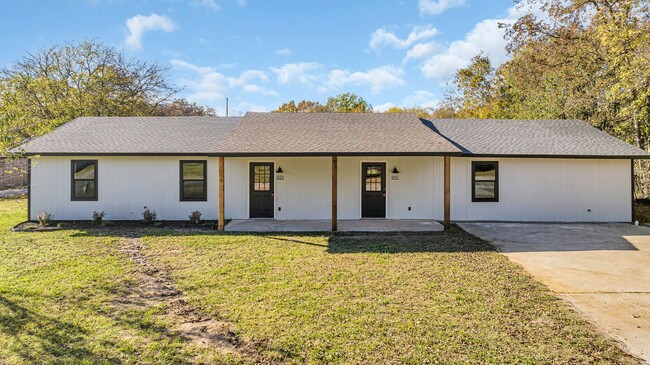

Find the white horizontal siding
[[438, 157, 632, 222], [30, 156, 218, 221]]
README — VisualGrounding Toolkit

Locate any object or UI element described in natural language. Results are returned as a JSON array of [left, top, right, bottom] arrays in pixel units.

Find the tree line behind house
[[0, 0, 647, 197]]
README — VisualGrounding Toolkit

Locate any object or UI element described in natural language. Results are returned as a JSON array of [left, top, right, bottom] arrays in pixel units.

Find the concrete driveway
[[459, 223, 650, 363]]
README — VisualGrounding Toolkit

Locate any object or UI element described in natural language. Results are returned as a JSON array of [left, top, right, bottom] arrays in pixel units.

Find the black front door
[[250, 162, 274, 218], [362, 162, 386, 218]]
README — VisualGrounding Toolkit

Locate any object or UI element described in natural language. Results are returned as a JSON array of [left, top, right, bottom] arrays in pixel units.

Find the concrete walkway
[[459, 222, 650, 363], [225, 219, 444, 232], [0, 188, 27, 198]]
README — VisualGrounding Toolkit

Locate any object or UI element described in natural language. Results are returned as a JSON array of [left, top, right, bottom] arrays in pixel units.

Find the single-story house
[[12, 112, 650, 230]]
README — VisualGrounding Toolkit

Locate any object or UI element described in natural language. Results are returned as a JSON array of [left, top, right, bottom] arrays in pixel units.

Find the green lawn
[[0, 197, 638, 364]]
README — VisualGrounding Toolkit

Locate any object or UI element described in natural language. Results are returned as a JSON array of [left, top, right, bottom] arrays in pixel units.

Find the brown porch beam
[[444, 156, 451, 229], [218, 156, 225, 231], [332, 156, 338, 231]]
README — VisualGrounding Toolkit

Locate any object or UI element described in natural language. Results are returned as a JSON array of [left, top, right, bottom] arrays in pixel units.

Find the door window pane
[[365, 165, 382, 191], [254, 165, 271, 191]]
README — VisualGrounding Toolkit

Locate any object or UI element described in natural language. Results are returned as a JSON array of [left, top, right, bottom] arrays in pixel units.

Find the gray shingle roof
[[428, 119, 650, 158], [13, 116, 242, 155], [12, 115, 649, 158], [211, 112, 461, 155]]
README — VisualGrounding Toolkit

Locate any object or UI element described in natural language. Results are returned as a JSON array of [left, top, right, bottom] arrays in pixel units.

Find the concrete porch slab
[[225, 219, 444, 232]]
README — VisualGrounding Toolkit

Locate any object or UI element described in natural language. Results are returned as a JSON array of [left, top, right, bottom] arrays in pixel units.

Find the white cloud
[[373, 102, 397, 112], [240, 69, 268, 82], [242, 84, 278, 96], [403, 90, 439, 108], [275, 48, 293, 56], [370, 25, 439, 50], [125, 14, 177, 50], [419, 0, 466, 15], [236, 0, 246, 6], [271, 62, 323, 85], [327, 66, 405, 94], [374, 90, 440, 112], [171, 59, 277, 102], [420, 3, 538, 82], [192, 0, 220, 11], [403, 41, 439, 62]]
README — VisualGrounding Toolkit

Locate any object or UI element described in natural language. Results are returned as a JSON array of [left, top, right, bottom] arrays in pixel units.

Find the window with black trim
[[180, 161, 207, 201], [472, 161, 498, 202], [71, 160, 98, 201]]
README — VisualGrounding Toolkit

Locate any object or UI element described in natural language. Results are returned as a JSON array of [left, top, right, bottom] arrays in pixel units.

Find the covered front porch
[[224, 219, 445, 232], [215, 155, 453, 232]]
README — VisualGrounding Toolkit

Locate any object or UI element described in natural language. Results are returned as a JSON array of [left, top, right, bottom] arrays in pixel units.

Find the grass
[[0, 196, 638, 364]]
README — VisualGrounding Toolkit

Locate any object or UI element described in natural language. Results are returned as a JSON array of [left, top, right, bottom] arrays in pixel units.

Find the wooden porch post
[[444, 156, 451, 229], [218, 156, 225, 231], [332, 156, 338, 231]]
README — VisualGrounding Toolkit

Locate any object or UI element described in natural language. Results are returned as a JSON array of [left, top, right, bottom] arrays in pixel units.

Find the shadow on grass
[[0, 295, 121, 364], [70, 225, 496, 254]]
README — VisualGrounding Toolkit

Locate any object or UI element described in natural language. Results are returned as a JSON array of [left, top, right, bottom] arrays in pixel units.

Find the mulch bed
[[12, 220, 221, 232]]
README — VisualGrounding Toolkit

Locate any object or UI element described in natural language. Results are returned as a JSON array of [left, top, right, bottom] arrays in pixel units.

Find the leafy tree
[[325, 93, 372, 112], [1, 40, 180, 154], [154, 98, 216, 116], [444, 0, 650, 196], [274, 93, 371, 113], [385, 106, 435, 119], [274, 100, 326, 113]]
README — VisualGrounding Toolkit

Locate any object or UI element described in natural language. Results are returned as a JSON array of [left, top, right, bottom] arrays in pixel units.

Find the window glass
[[180, 161, 207, 201], [474, 181, 495, 199], [72, 160, 97, 200], [74, 162, 95, 179], [472, 162, 498, 201], [74, 181, 96, 198], [183, 163, 204, 180]]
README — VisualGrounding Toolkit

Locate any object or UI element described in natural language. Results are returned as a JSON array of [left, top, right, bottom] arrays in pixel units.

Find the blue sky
[[0, 0, 526, 115]]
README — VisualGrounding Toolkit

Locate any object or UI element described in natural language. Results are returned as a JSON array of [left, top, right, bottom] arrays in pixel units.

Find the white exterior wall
[[435, 157, 632, 222], [30, 156, 218, 221], [224, 157, 332, 220], [337, 156, 435, 219], [30, 155, 632, 223], [224, 156, 436, 220]]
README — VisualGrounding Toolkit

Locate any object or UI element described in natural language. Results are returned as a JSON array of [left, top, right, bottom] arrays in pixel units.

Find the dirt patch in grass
[[113, 234, 277, 364]]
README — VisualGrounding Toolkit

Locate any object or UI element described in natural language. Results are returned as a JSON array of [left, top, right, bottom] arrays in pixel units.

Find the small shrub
[[37, 211, 52, 226], [189, 210, 202, 225], [142, 206, 157, 224], [92, 211, 105, 225], [153, 222, 163, 228]]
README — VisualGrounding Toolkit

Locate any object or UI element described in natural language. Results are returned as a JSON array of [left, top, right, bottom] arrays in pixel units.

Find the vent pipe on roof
[[226, 97, 229, 117]]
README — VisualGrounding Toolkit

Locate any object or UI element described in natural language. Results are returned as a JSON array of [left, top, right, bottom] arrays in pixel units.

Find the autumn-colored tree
[[325, 93, 372, 112], [274, 93, 371, 113], [274, 100, 326, 112], [445, 0, 649, 196], [385, 106, 435, 119], [1, 40, 180, 154], [153, 98, 216, 116]]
